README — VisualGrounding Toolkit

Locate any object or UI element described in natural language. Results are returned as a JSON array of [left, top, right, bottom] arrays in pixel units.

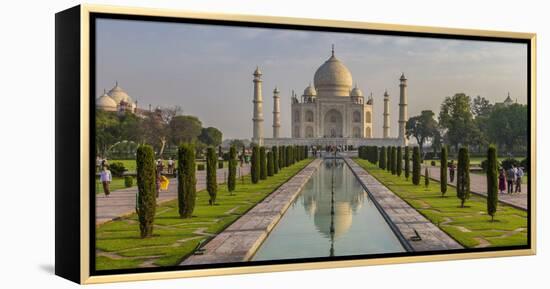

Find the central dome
[[313, 48, 353, 97]]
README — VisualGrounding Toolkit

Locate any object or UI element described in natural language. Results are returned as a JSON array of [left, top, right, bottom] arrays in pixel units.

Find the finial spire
[[331, 44, 335, 56], [115, 80, 118, 87]]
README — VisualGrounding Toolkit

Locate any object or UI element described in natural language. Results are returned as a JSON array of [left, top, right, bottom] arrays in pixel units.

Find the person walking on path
[[515, 166, 524, 193], [448, 160, 456, 183], [156, 162, 163, 198], [506, 166, 516, 194], [498, 168, 507, 194], [99, 165, 112, 197]]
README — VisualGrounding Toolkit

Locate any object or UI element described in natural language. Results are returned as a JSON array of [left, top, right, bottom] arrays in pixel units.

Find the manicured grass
[[108, 159, 230, 173], [95, 159, 313, 270], [354, 158, 528, 248], [95, 177, 133, 195]]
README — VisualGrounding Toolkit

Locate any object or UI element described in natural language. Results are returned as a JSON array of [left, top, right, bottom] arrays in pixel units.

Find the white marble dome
[[108, 82, 133, 104], [350, 85, 363, 97], [303, 84, 317, 96], [313, 50, 353, 97], [96, 90, 117, 111]]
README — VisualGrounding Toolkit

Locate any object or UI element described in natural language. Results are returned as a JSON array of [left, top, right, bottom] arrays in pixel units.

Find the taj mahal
[[252, 46, 409, 148]]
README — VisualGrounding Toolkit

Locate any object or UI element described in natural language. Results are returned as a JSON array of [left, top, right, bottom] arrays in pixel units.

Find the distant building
[[96, 82, 138, 115]]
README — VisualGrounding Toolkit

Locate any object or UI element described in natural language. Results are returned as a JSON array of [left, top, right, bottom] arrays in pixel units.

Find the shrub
[[457, 147, 471, 208], [487, 145, 498, 221], [272, 146, 279, 174], [228, 146, 237, 194], [379, 146, 386, 170], [304, 146, 309, 159], [386, 146, 391, 172], [251, 145, 260, 183], [218, 161, 224, 169], [440, 146, 448, 197], [501, 158, 520, 170], [124, 176, 133, 188], [372, 146, 379, 164], [396, 147, 402, 177], [197, 164, 205, 171], [260, 147, 267, 180], [520, 157, 528, 172], [136, 145, 156, 238], [110, 162, 126, 177], [178, 144, 196, 218], [412, 147, 421, 185], [430, 160, 436, 166], [206, 147, 217, 205], [424, 167, 430, 188], [267, 151, 274, 177], [404, 146, 410, 180]]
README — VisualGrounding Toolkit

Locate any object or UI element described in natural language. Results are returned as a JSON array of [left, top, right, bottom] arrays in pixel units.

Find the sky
[[95, 18, 527, 140]]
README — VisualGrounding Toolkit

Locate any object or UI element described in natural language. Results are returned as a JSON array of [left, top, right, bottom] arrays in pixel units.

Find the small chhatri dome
[[350, 84, 363, 97], [108, 81, 133, 104], [253, 66, 262, 76], [97, 89, 117, 111], [400, 73, 407, 81], [303, 83, 317, 96], [313, 45, 353, 97], [273, 87, 280, 94], [384, 89, 389, 97]]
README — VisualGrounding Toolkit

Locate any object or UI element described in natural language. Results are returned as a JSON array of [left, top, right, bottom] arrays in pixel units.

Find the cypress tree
[[280, 145, 285, 168], [391, 146, 397, 175], [404, 146, 410, 180], [286, 146, 291, 167], [260, 146, 267, 180], [486, 145, 498, 221], [412, 146, 421, 185], [386, 146, 391, 172], [272, 146, 279, 174], [440, 146, 448, 197], [379, 146, 386, 169], [136, 145, 156, 238], [228, 146, 237, 194], [177, 144, 196, 218], [206, 147, 217, 205], [373, 146, 379, 165], [251, 145, 260, 183], [457, 147, 471, 208], [397, 146, 402, 177], [304, 145, 309, 159], [425, 167, 430, 188], [267, 151, 274, 177]]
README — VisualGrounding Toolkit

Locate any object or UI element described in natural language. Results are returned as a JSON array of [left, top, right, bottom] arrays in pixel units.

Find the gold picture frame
[[55, 4, 536, 284]]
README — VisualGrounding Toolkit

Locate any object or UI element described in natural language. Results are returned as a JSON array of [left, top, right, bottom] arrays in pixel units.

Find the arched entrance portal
[[324, 109, 343, 137]]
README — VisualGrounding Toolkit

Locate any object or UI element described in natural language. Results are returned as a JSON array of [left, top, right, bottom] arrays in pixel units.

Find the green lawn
[[95, 158, 313, 270], [95, 177, 134, 195], [354, 158, 528, 248], [108, 159, 230, 173]]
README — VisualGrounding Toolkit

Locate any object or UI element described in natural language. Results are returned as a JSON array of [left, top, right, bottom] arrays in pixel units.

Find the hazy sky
[[96, 18, 527, 140]]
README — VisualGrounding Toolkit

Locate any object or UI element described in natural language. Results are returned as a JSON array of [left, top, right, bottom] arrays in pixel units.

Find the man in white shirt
[[99, 166, 112, 197], [515, 167, 524, 193]]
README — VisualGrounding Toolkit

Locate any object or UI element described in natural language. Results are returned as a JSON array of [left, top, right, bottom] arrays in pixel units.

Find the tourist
[[155, 164, 162, 198], [96, 156, 102, 172], [498, 168, 506, 194], [506, 166, 516, 194], [448, 160, 455, 183], [167, 157, 174, 174], [157, 158, 164, 174], [100, 165, 112, 197], [515, 166, 524, 193]]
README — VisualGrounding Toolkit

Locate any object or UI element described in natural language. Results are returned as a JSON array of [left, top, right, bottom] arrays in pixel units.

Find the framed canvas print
[[55, 4, 536, 284]]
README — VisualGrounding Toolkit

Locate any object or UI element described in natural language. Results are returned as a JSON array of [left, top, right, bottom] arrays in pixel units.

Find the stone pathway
[[96, 165, 251, 225], [181, 159, 323, 265], [345, 158, 463, 252], [422, 165, 528, 210]]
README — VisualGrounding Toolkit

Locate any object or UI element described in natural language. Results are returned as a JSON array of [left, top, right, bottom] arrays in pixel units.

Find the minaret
[[398, 73, 408, 142], [272, 87, 281, 138], [383, 90, 390, 138], [252, 67, 264, 145]]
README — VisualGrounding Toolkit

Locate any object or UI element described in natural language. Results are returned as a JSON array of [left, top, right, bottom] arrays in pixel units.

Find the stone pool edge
[[181, 158, 323, 265], [343, 157, 463, 252]]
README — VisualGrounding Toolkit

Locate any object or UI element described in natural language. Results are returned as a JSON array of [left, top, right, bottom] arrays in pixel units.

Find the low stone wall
[[344, 158, 463, 252], [181, 159, 323, 265]]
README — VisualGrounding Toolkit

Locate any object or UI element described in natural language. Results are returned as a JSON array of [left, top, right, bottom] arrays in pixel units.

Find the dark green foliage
[[391, 147, 397, 175], [386, 146, 391, 172], [396, 147, 402, 177], [206, 147, 218, 205], [109, 162, 127, 177], [486, 145, 498, 220], [501, 158, 520, 170], [136, 145, 156, 238], [272, 146, 279, 174], [197, 164, 205, 171], [260, 147, 267, 180], [279, 145, 285, 168], [124, 176, 133, 188], [457, 147, 471, 208], [520, 157, 528, 172], [304, 146, 309, 159], [431, 160, 436, 166], [440, 146, 448, 197], [218, 161, 224, 169], [285, 146, 291, 167], [412, 146, 421, 185], [228, 146, 237, 193], [379, 146, 387, 169], [425, 167, 430, 188], [251, 145, 260, 183], [404, 146, 410, 180], [178, 144, 196, 218], [267, 151, 274, 177]]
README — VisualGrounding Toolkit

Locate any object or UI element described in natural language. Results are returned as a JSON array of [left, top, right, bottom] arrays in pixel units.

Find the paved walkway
[[96, 165, 251, 225], [181, 159, 322, 265], [422, 165, 528, 210], [345, 158, 463, 252]]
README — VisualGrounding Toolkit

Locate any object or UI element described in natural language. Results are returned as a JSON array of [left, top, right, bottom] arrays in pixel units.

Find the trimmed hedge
[[251, 145, 260, 184], [412, 146, 421, 185], [487, 145, 498, 221], [136, 145, 156, 238], [206, 147, 218, 205], [457, 147, 471, 208], [228, 146, 237, 193], [440, 146, 448, 197], [178, 144, 196, 218]]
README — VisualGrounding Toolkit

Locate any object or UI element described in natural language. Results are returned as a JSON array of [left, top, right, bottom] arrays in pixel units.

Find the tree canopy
[[406, 110, 438, 154]]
